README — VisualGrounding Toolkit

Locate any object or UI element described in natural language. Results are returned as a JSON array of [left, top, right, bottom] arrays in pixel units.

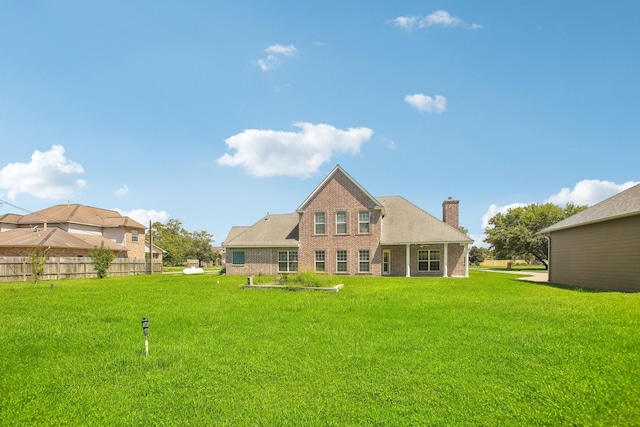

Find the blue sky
[[1, 1, 639, 247]]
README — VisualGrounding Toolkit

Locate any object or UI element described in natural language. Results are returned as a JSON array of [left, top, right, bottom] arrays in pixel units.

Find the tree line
[[471, 202, 587, 269], [149, 219, 219, 266]]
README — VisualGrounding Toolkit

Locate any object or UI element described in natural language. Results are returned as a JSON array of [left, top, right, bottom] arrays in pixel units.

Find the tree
[[484, 203, 586, 269], [468, 246, 492, 266], [151, 219, 216, 266], [90, 241, 116, 278], [30, 245, 47, 283]]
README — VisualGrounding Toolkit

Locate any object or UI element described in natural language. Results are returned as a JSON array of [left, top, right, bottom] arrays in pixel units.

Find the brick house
[[223, 165, 473, 277], [0, 204, 147, 258]]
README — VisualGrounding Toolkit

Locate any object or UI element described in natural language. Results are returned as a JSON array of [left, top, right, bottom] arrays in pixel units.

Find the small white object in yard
[[182, 266, 204, 275]]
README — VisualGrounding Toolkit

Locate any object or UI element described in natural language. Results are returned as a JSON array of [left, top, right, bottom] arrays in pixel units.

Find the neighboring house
[[539, 183, 640, 292], [223, 165, 473, 277], [0, 204, 147, 258]]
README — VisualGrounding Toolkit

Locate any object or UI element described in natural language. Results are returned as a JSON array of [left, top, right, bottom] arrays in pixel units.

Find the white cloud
[[0, 145, 86, 200], [115, 208, 170, 226], [392, 16, 419, 31], [265, 44, 298, 57], [545, 179, 639, 206], [217, 122, 374, 178], [481, 202, 529, 231], [405, 93, 447, 113], [257, 44, 298, 71], [115, 184, 129, 197], [392, 10, 480, 31], [423, 10, 462, 27]]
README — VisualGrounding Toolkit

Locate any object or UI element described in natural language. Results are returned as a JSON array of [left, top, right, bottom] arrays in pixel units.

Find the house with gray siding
[[223, 165, 473, 277], [540, 183, 640, 292]]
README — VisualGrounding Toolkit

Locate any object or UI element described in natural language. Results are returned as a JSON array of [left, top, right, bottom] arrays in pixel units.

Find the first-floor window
[[359, 250, 370, 273], [232, 251, 245, 265], [418, 250, 440, 272], [278, 250, 298, 272], [315, 250, 326, 272], [336, 250, 347, 273]]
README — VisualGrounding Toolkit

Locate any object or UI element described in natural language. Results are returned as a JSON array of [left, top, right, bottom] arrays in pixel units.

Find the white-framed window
[[132, 230, 139, 243], [336, 250, 347, 273], [232, 251, 245, 265], [315, 250, 326, 272], [358, 211, 370, 233], [359, 250, 370, 273], [314, 212, 326, 235], [336, 211, 347, 234], [418, 250, 440, 272], [278, 250, 298, 272]]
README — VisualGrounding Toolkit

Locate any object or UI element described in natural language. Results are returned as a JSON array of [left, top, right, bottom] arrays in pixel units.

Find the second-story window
[[358, 211, 370, 234], [314, 212, 326, 235], [336, 211, 347, 234], [132, 230, 139, 242]]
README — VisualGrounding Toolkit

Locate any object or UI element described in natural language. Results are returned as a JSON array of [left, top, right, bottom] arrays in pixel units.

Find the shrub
[[30, 245, 47, 283], [89, 241, 116, 279]]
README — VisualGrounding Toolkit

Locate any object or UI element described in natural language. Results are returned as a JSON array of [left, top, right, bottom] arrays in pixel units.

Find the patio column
[[443, 243, 448, 277], [464, 244, 469, 277], [405, 244, 411, 277]]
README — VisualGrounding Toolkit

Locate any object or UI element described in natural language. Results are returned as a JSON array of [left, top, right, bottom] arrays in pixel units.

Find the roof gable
[[296, 165, 382, 212], [378, 196, 473, 244], [541, 183, 640, 233]]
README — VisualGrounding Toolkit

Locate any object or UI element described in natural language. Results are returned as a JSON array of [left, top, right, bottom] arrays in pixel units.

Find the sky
[[1, 1, 639, 247]]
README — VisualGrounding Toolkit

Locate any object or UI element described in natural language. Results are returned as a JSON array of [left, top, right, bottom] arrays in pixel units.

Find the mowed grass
[[1, 272, 638, 426]]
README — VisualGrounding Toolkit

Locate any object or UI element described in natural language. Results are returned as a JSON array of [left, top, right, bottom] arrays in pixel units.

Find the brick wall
[[225, 247, 293, 276], [298, 169, 382, 275]]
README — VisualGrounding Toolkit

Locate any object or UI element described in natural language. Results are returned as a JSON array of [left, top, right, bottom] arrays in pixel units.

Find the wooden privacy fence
[[0, 257, 162, 283]]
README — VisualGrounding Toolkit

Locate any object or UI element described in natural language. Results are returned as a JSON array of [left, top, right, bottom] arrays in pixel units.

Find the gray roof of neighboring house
[[540, 183, 640, 233], [0, 227, 128, 252], [223, 213, 299, 248], [16, 204, 146, 229], [378, 196, 473, 245]]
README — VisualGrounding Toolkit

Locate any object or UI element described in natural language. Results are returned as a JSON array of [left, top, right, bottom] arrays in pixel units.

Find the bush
[[89, 241, 116, 279], [30, 245, 47, 283]]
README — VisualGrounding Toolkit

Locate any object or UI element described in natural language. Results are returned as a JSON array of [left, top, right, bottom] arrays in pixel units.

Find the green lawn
[[1, 271, 638, 426]]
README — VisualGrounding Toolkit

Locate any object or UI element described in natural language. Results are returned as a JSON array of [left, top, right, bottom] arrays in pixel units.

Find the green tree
[[189, 230, 216, 264], [151, 219, 190, 266], [151, 219, 216, 266], [484, 203, 586, 269], [30, 245, 47, 283], [468, 246, 490, 266], [90, 241, 116, 279]]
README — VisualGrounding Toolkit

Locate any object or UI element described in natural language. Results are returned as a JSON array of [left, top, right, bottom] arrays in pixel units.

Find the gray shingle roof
[[378, 196, 473, 244], [223, 213, 299, 248], [540, 183, 640, 233]]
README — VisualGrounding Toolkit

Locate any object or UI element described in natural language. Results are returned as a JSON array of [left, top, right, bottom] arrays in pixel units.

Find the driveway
[[482, 269, 549, 283]]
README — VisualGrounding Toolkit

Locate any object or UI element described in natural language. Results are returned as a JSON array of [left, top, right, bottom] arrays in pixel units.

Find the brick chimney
[[442, 197, 459, 229]]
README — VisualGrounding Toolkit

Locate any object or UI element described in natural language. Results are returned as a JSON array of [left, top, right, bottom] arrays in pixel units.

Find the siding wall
[[549, 215, 640, 292]]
